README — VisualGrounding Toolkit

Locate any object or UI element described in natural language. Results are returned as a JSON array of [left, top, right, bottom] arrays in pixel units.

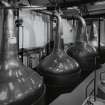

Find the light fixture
[[94, 1, 105, 5]]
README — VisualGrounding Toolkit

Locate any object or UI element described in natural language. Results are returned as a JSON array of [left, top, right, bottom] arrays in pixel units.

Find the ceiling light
[[94, 1, 105, 5]]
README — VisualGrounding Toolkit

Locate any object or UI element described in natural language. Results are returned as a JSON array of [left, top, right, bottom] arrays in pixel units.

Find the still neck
[[76, 25, 88, 43], [53, 12, 64, 52], [1, 8, 18, 60], [74, 15, 87, 43], [53, 33, 64, 52], [89, 23, 98, 41]]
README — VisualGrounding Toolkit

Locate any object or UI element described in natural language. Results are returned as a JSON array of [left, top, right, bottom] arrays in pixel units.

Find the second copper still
[[0, 1, 46, 105], [89, 22, 105, 64], [67, 15, 96, 76], [36, 11, 81, 103]]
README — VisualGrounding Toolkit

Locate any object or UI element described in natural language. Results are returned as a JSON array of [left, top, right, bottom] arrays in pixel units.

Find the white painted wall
[[62, 19, 77, 44], [19, 9, 50, 49], [19, 11, 77, 49]]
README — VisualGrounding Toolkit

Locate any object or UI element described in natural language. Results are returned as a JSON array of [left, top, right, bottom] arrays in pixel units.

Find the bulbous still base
[[36, 50, 81, 104], [67, 43, 97, 76], [89, 41, 105, 64], [36, 67, 80, 104], [37, 68, 81, 104], [1, 85, 46, 105], [36, 50, 81, 86], [0, 59, 46, 105]]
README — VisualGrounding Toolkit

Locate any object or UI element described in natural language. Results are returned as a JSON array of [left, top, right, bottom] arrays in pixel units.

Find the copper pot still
[[0, 1, 46, 105], [89, 22, 105, 63], [67, 15, 96, 75], [36, 10, 81, 103]]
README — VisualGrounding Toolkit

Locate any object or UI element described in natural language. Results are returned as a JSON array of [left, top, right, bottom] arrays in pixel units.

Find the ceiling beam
[[60, 0, 100, 7], [47, 0, 100, 9]]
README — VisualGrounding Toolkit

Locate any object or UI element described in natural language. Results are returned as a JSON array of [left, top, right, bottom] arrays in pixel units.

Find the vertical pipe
[[49, 16, 53, 52], [94, 57, 97, 101], [22, 25, 24, 62], [73, 18, 75, 27], [47, 16, 50, 54], [16, 9, 20, 54], [98, 17, 101, 54]]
